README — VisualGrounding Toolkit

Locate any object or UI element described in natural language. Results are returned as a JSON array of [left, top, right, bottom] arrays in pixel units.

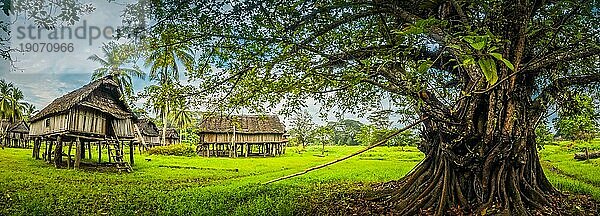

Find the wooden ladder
[[106, 137, 132, 172]]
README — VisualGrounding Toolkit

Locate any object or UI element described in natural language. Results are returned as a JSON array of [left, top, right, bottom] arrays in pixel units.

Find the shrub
[[147, 144, 196, 157]]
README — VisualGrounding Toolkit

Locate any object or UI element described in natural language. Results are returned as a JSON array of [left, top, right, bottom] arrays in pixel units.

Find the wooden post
[[44, 140, 50, 161], [87, 142, 92, 159], [54, 136, 62, 168], [67, 141, 73, 168], [108, 143, 112, 163], [75, 137, 81, 169], [98, 142, 102, 163], [31, 139, 36, 158], [129, 141, 134, 166], [80, 141, 86, 159], [246, 144, 249, 157], [263, 143, 266, 157]]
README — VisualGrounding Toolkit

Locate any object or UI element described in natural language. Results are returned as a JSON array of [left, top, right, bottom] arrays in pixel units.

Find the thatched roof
[[30, 76, 134, 122], [198, 115, 285, 134], [165, 128, 179, 139], [0, 120, 29, 134], [136, 118, 160, 137]]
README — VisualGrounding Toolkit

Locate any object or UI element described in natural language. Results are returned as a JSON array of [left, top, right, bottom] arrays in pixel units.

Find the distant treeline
[[288, 118, 419, 147]]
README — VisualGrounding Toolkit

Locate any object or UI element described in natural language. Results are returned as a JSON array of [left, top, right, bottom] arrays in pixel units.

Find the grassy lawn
[[1, 141, 599, 215], [540, 140, 600, 200], [0, 145, 422, 215]]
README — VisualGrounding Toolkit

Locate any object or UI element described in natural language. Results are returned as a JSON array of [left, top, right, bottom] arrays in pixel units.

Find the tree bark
[[390, 81, 558, 215]]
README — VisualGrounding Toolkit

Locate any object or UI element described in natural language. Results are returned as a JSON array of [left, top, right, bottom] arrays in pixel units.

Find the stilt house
[[196, 114, 287, 157], [28, 76, 137, 171], [134, 118, 160, 147], [164, 128, 179, 145], [1, 120, 30, 148]]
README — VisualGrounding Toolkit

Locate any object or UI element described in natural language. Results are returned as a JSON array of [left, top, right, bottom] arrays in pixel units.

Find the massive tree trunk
[[391, 74, 558, 215]]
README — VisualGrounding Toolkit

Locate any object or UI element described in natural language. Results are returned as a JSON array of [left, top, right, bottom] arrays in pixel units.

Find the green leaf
[[417, 60, 432, 73], [478, 57, 498, 85], [462, 56, 475, 66], [469, 41, 485, 50], [489, 53, 515, 71]]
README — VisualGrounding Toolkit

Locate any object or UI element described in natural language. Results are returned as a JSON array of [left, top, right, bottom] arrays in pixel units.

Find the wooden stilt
[[80, 141, 86, 159], [129, 141, 134, 166], [44, 140, 49, 161], [98, 142, 102, 163], [67, 141, 73, 168], [75, 137, 81, 169], [107, 142, 111, 163], [87, 142, 92, 159], [205, 144, 209, 157], [31, 139, 36, 158], [54, 136, 63, 168]]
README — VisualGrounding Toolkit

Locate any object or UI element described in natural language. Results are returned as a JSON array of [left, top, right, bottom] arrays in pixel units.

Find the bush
[[147, 144, 196, 157]]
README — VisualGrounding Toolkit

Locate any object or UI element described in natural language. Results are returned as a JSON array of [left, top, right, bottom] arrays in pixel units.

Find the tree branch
[[523, 46, 600, 71]]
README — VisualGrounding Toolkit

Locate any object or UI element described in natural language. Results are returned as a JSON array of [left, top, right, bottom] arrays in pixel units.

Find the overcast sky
[[0, 1, 397, 127]]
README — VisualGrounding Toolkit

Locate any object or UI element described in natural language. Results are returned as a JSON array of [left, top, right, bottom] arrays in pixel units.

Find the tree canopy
[[121, 0, 600, 214]]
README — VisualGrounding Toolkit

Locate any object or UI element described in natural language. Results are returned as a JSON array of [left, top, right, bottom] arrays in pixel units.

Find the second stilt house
[[28, 76, 137, 171], [196, 114, 287, 157], [1, 120, 30, 148], [134, 118, 161, 148]]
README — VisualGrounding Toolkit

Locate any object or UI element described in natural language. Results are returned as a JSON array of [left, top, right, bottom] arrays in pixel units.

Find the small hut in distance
[[29, 76, 137, 171], [134, 119, 179, 147], [164, 128, 179, 145], [1, 120, 30, 148], [196, 114, 287, 157], [134, 118, 160, 148]]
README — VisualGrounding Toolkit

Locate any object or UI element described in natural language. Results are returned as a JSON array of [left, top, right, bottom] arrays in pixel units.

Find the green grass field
[[1, 141, 600, 215]]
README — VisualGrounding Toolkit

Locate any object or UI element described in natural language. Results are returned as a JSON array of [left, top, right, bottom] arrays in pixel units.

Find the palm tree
[[143, 30, 194, 85], [21, 103, 36, 122], [143, 30, 195, 144], [0, 80, 25, 122], [169, 101, 194, 143], [143, 84, 173, 145], [0, 80, 28, 148], [88, 42, 145, 101]]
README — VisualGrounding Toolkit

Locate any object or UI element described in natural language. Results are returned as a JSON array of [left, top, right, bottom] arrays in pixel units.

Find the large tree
[[125, 0, 600, 214], [89, 42, 145, 101]]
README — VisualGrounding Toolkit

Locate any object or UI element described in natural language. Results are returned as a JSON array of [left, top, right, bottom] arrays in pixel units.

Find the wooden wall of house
[[30, 107, 107, 136], [140, 135, 160, 145], [8, 132, 28, 140], [30, 106, 134, 138], [112, 118, 134, 138], [200, 133, 284, 144]]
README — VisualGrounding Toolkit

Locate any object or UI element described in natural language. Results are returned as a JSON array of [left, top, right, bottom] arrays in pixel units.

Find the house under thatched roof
[[164, 128, 179, 145], [8, 121, 29, 134], [29, 76, 137, 170], [1, 120, 30, 148], [29, 76, 136, 140], [30, 77, 134, 123], [136, 118, 160, 136], [198, 115, 285, 134], [196, 115, 287, 157], [135, 118, 160, 146], [1, 120, 30, 135]]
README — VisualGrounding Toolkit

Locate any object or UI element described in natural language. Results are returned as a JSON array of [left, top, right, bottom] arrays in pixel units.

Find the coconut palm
[[88, 42, 145, 101], [143, 30, 194, 144], [143, 31, 194, 85], [21, 103, 36, 122], [0, 80, 25, 122], [0, 80, 28, 149], [169, 101, 194, 143], [143, 84, 174, 145]]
